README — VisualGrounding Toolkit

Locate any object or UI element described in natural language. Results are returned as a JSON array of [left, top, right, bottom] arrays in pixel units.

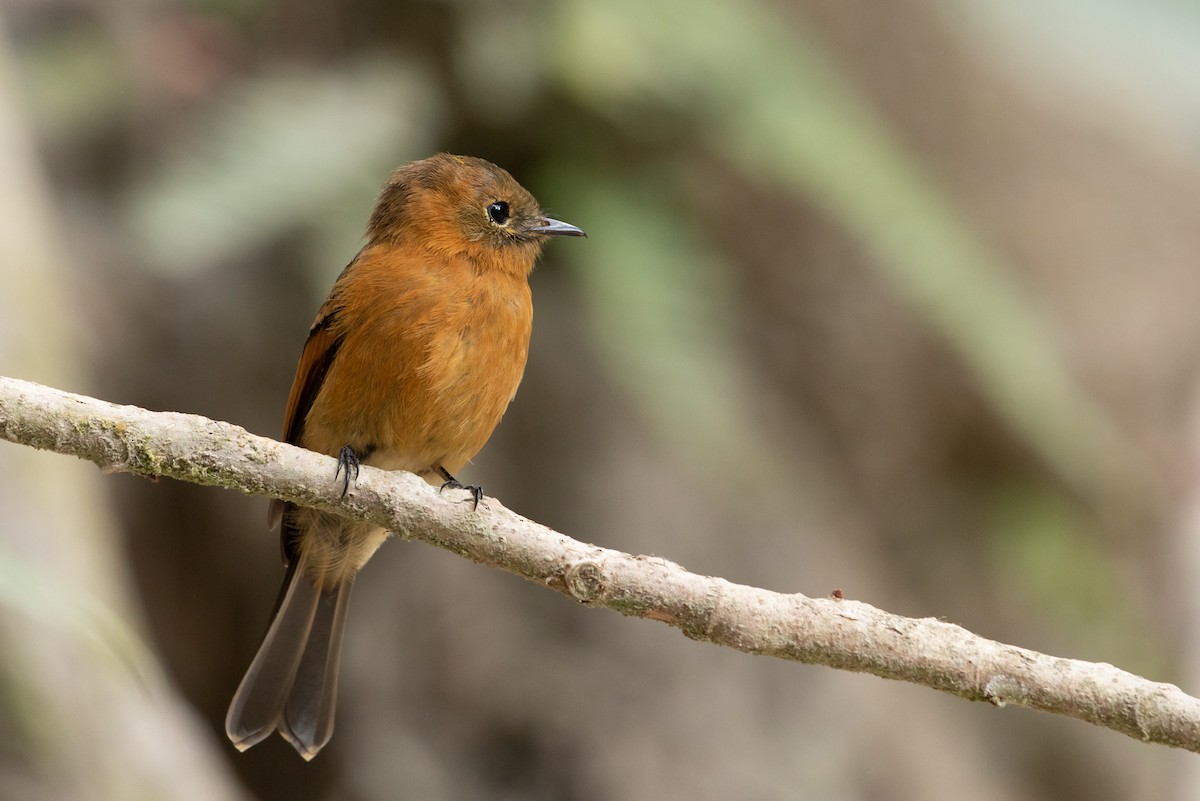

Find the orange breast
[[299, 244, 534, 480]]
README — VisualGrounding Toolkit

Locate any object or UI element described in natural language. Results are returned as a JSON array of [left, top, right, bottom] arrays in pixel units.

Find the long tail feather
[[279, 576, 354, 759], [225, 553, 353, 760]]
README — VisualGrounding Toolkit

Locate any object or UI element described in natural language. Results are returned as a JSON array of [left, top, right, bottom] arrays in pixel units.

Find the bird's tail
[[225, 551, 354, 760]]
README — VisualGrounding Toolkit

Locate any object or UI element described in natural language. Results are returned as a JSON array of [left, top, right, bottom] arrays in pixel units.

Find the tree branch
[[1, 373, 1197, 752]]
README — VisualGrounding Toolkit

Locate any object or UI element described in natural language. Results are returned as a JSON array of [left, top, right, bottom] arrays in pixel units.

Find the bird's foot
[[437, 467, 482, 510], [335, 445, 361, 497]]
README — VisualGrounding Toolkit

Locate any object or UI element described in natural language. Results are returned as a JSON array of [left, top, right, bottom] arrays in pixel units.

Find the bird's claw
[[335, 445, 361, 497], [438, 476, 483, 510]]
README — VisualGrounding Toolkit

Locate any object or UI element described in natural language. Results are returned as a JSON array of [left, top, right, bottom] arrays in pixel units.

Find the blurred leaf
[[541, 163, 773, 484], [454, 4, 547, 123], [0, 544, 155, 684], [124, 55, 443, 274], [552, 0, 1136, 504], [985, 482, 1155, 670], [13, 25, 129, 141]]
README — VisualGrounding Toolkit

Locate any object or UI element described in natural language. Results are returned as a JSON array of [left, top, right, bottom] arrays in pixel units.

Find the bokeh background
[[3, 0, 1200, 799]]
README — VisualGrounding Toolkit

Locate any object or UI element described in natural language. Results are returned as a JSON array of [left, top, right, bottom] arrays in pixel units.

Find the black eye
[[487, 200, 510, 226]]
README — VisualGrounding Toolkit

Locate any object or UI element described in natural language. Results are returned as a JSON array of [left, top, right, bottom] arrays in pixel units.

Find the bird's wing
[[267, 261, 353, 539], [281, 305, 344, 449]]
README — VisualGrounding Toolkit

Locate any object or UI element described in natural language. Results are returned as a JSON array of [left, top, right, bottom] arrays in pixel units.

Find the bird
[[224, 153, 584, 760]]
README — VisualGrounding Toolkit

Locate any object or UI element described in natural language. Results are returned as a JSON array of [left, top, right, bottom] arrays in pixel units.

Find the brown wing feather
[[281, 308, 344, 448], [281, 254, 365, 448], [267, 263, 353, 548]]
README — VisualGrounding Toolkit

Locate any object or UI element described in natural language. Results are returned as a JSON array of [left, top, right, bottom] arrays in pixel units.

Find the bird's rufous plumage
[[225, 154, 583, 759]]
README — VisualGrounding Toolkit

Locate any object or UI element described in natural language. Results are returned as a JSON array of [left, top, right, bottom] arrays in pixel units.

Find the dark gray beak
[[530, 217, 586, 237]]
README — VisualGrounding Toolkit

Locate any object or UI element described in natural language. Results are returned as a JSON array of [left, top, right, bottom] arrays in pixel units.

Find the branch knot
[[563, 560, 606, 603]]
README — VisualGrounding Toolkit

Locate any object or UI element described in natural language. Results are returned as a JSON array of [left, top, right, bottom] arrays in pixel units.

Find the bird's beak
[[530, 217, 586, 237]]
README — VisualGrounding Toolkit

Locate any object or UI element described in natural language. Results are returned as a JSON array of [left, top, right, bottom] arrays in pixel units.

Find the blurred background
[[3, 0, 1200, 798]]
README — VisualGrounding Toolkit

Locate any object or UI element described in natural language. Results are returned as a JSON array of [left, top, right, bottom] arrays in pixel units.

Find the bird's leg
[[436, 465, 482, 510], [335, 445, 362, 497]]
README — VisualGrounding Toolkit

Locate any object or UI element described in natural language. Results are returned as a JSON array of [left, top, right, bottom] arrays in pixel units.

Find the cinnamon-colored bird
[[225, 154, 584, 759]]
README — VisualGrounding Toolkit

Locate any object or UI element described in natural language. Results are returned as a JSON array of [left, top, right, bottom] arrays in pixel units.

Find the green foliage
[[0, 545, 153, 684], [542, 163, 766, 482], [985, 482, 1154, 671], [550, 0, 1134, 503], [124, 57, 442, 276]]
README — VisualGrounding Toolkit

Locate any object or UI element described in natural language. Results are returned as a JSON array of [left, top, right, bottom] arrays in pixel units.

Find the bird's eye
[[487, 201, 510, 226]]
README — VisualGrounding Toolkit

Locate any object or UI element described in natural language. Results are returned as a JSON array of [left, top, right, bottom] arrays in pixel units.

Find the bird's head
[[367, 154, 584, 275]]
